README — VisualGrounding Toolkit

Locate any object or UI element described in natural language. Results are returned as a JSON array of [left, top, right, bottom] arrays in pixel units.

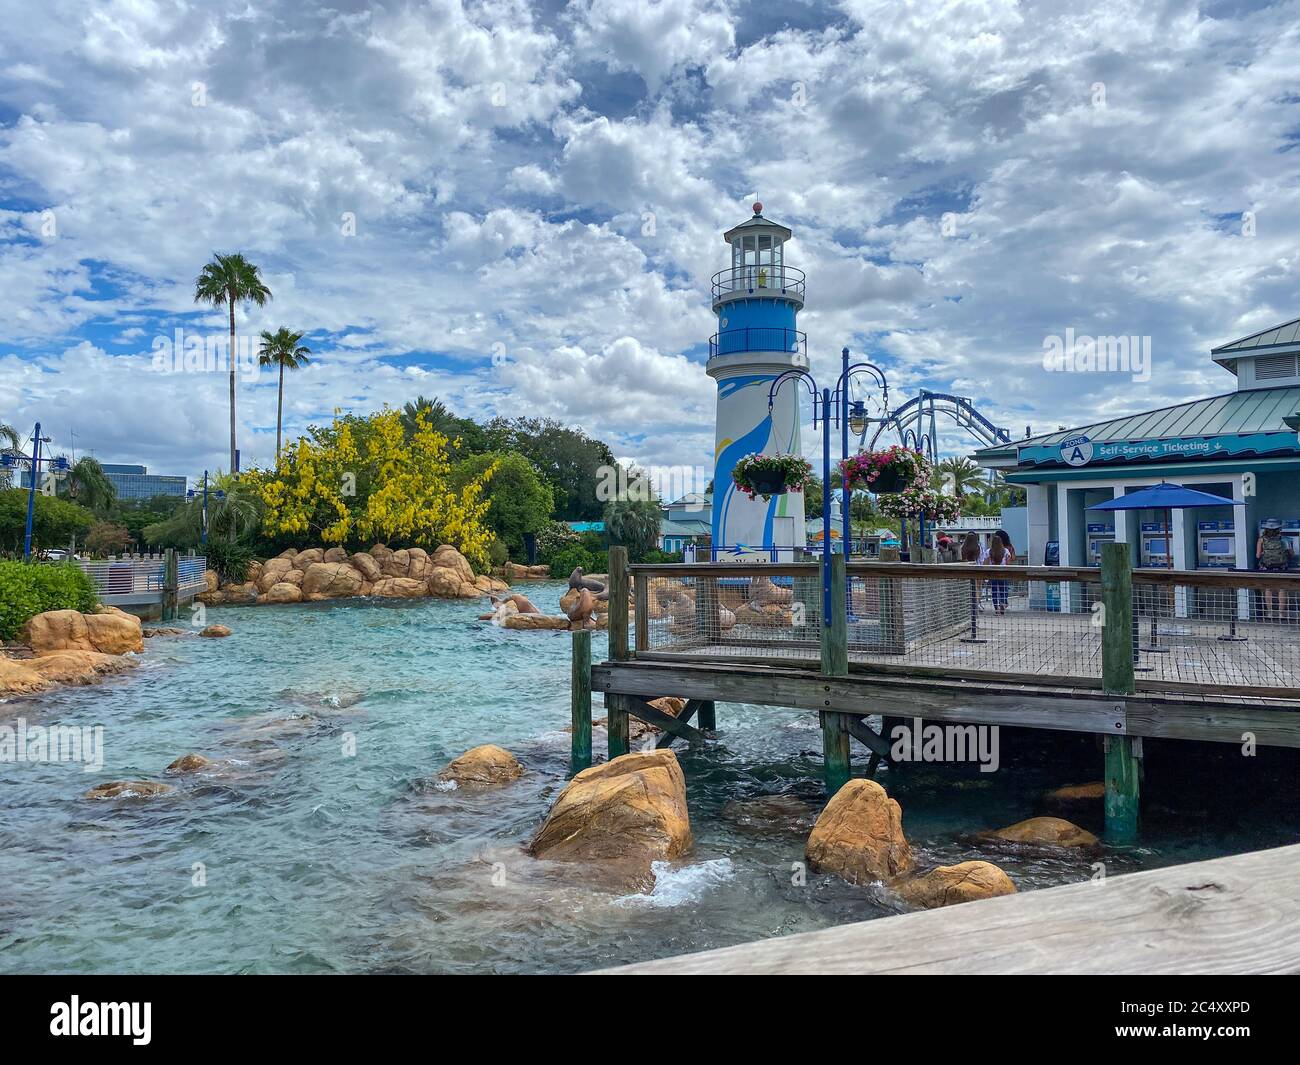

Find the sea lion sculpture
[[563, 587, 596, 625], [568, 567, 606, 593]]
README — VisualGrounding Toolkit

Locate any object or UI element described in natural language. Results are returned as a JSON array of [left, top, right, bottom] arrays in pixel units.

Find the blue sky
[[1, 0, 1298, 485]]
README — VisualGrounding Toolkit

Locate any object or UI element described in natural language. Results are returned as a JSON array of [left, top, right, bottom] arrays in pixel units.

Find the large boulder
[[0, 657, 50, 696], [293, 547, 325, 569], [200, 624, 232, 638], [21, 609, 143, 655], [431, 544, 476, 585], [262, 582, 304, 604], [245, 560, 264, 584], [529, 750, 692, 873], [501, 613, 570, 631], [203, 569, 220, 593], [980, 816, 1099, 850], [323, 546, 349, 564], [222, 581, 260, 603], [350, 551, 383, 582], [256, 557, 295, 593], [895, 861, 1017, 908], [805, 779, 914, 884], [474, 574, 509, 593], [437, 744, 524, 788], [382, 548, 411, 578], [24, 650, 138, 686], [370, 577, 428, 598], [300, 561, 364, 599], [426, 567, 481, 599]]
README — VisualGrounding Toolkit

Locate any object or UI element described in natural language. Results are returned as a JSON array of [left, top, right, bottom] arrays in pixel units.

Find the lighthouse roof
[[723, 204, 792, 244]]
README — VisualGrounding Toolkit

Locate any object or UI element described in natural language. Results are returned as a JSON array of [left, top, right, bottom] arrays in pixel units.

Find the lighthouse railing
[[711, 265, 805, 302]]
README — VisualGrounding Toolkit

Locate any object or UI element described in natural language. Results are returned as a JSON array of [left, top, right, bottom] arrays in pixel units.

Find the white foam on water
[[434, 779, 458, 791], [614, 858, 736, 908]]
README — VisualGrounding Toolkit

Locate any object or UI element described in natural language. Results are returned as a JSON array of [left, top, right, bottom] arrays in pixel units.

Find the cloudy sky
[[1, 0, 1298, 486]]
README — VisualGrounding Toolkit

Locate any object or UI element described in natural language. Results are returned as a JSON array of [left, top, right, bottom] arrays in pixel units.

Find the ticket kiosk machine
[[1085, 523, 1114, 567], [1139, 521, 1171, 568], [1197, 520, 1237, 569]]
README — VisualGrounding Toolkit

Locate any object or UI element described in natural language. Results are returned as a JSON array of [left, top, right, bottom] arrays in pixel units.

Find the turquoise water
[[2, 581, 1298, 974]]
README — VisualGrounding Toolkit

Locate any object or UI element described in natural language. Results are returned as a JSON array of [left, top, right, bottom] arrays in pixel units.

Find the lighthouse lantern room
[[708, 203, 808, 555]]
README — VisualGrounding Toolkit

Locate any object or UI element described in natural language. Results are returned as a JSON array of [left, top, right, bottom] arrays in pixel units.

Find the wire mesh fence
[[630, 561, 1300, 694], [636, 567, 824, 663], [1129, 574, 1300, 689]]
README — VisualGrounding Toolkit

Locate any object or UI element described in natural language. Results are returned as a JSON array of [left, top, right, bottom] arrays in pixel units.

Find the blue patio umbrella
[[1087, 481, 1244, 569], [1088, 481, 1246, 653]]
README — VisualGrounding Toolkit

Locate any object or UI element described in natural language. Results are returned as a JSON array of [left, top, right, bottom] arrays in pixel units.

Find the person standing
[[988, 529, 1015, 615], [1256, 518, 1292, 619]]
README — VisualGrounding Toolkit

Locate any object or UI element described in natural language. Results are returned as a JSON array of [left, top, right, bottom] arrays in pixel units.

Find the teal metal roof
[[981, 386, 1300, 453], [661, 518, 711, 537], [1211, 316, 1300, 355]]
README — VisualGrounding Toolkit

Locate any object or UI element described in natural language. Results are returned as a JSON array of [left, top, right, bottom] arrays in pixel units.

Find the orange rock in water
[[805, 779, 914, 883]]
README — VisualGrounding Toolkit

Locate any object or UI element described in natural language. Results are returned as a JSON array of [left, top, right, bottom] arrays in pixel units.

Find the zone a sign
[[1060, 435, 1094, 467]]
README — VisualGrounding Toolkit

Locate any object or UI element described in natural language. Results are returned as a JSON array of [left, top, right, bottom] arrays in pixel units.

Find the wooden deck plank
[[595, 843, 1300, 974]]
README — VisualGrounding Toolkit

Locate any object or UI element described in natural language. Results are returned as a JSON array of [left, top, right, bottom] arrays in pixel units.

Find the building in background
[[100, 464, 188, 501], [976, 316, 1300, 594]]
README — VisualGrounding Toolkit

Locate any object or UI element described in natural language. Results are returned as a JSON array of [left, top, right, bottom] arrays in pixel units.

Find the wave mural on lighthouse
[[712, 373, 804, 550]]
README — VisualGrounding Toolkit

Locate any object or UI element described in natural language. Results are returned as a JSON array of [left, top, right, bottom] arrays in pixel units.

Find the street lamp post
[[768, 354, 889, 632], [187, 470, 225, 546], [0, 422, 69, 561]]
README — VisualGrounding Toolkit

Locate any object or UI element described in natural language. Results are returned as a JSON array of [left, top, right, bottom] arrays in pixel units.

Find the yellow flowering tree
[[249, 408, 498, 568]]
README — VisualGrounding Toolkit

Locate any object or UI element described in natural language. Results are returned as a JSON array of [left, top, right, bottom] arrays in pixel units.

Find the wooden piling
[[570, 629, 592, 773], [1100, 541, 1139, 840], [608, 546, 629, 662], [162, 547, 178, 622], [820, 552, 848, 677], [697, 700, 717, 731], [607, 694, 630, 759], [820, 710, 852, 795]]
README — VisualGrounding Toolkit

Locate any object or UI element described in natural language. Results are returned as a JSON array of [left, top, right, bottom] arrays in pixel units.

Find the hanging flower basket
[[839, 445, 929, 494], [731, 453, 815, 502], [876, 486, 964, 523]]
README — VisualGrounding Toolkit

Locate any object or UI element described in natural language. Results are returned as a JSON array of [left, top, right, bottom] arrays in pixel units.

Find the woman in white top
[[987, 530, 1015, 615]]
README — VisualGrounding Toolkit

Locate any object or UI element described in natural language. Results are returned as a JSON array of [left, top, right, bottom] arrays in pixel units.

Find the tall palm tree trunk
[[228, 298, 237, 473], [276, 359, 285, 459]]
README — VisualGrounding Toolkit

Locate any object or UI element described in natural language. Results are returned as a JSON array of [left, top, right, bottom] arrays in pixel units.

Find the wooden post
[[820, 710, 851, 795], [570, 629, 592, 773], [608, 547, 629, 662], [162, 547, 178, 621], [878, 545, 905, 653], [607, 694, 630, 760], [1100, 541, 1139, 840], [697, 700, 716, 731], [633, 572, 648, 654], [821, 551, 848, 676]]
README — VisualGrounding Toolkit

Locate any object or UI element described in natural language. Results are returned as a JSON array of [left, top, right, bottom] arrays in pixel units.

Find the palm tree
[[258, 328, 312, 460], [194, 253, 272, 473], [400, 395, 452, 438], [0, 422, 18, 488], [58, 456, 117, 514], [936, 456, 985, 498], [604, 496, 662, 560]]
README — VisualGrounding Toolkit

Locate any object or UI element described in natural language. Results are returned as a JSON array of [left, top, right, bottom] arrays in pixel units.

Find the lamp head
[[848, 400, 868, 436]]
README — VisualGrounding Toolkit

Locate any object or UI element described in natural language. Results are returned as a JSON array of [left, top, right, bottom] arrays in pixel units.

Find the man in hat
[[1256, 518, 1292, 619]]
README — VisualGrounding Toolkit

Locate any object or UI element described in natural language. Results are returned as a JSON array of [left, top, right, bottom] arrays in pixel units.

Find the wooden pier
[[573, 545, 1300, 839]]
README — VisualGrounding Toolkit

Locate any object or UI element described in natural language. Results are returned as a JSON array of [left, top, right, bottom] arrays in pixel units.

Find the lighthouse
[[708, 202, 807, 554]]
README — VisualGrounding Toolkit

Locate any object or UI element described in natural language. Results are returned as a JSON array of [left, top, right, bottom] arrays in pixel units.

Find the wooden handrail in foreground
[[594, 842, 1300, 974]]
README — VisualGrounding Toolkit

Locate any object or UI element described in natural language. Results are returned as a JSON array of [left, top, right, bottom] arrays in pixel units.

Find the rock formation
[[529, 749, 692, 876], [436, 744, 524, 787], [978, 816, 1100, 851], [196, 543, 509, 607], [894, 861, 1017, 908], [805, 779, 914, 883]]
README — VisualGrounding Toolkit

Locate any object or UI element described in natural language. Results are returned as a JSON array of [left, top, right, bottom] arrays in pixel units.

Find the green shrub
[[204, 539, 254, 585], [547, 544, 603, 579], [0, 561, 97, 641], [639, 549, 684, 564], [487, 538, 509, 567]]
